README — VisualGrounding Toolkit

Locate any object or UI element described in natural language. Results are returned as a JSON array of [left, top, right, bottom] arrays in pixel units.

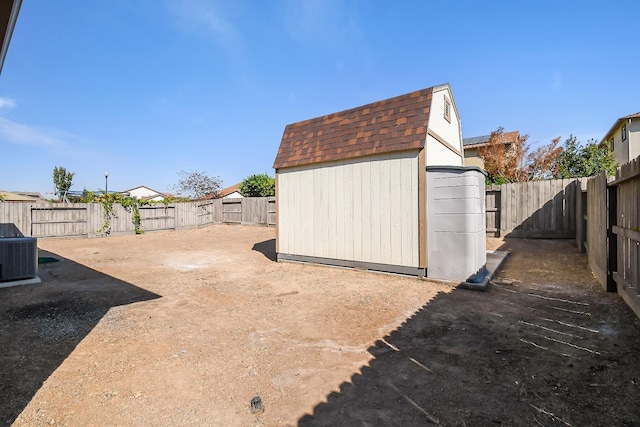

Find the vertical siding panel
[[278, 174, 288, 253], [305, 168, 314, 256], [389, 158, 402, 266], [400, 156, 412, 266], [343, 163, 354, 261], [379, 159, 391, 264], [294, 171, 303, 255], [312, 168, 324, 257], [303, 172, 312, 255], [361, 160, 372, 262], [410, 154, 420, 266], [327, 166, 336, 259], [287, 172, 296, 253], [288, 172, 297, 254], [319, 167, 329, 258], [277, 172, 293, 254], [370, 159, 381, 264], [335, 165, 345, 259], [296, 170, 306, 255], [353, 162, 363, 261], [310, 169, 318, 257]]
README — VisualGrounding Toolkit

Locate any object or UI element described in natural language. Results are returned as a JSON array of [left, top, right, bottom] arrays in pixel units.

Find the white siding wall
[[609, 122, 628, 165], [426, 134, 463, 166], [629, 119, 640, 162], [278, 151, 420, 268], [425, 86, 463, 166]]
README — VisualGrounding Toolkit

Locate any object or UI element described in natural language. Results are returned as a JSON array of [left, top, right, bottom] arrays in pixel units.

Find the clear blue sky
[[1, 0, 638, 197]]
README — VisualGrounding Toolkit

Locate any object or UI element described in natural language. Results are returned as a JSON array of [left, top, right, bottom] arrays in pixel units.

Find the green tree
[[240, 173, 275, 197], [171, 170, 222, 199], [555, 135, 618, 178], [53, 166, 75, 201]]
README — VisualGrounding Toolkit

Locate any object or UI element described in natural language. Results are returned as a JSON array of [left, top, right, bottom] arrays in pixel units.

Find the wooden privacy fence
[[3, 181, 585, 240], [583, 155, 640, 319], [486, 178, 585, 238], [0, 197, 276, 238]]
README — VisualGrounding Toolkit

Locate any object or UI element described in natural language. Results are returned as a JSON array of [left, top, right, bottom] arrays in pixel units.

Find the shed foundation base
[[0, 276, 42, 289], [276, 253, 425, 277]]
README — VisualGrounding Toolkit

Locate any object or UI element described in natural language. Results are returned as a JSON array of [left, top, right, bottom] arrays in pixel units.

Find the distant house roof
[[463, 131, 520, 149], [122, 185, 168, 198], [123, 185, 165, 194], [622, 112, 640, 120], [0, 191, 34, 202], [219, 183, 242, 198], [10, 191, 44, 201], [274, 85, 449, 169], [602, 111, 640, 141]]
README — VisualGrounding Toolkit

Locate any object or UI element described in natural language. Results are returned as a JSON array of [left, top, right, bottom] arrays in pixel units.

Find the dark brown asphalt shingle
[[273, 87, 435, 169]]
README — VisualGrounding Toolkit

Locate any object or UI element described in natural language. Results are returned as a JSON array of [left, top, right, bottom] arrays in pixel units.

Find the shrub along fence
[[0, 197, 276, 238]]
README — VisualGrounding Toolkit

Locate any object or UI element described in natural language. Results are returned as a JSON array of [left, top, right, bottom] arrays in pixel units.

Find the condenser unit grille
[[0, 237, 38, 282]]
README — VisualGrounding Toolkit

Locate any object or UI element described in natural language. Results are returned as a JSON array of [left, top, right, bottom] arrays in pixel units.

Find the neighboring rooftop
[[622, 112, 640, 120], [122, 185, 167, 195], [463, 131, 520, 148], [0, 191, 36, 202], [219, 183, 242, 198], [274, 85, 449, 169], [601, 112, 640, 141]]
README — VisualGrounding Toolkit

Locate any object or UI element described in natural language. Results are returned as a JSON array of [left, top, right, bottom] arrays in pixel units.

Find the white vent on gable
[[444, 95, 451, 123]]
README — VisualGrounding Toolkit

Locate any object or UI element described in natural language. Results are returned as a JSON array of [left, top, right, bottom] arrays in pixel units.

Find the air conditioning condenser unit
[[0, 237, 38, 282]]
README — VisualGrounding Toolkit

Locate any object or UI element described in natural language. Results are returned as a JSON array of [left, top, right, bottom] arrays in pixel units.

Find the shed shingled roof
[[273, 86, 437, 169]]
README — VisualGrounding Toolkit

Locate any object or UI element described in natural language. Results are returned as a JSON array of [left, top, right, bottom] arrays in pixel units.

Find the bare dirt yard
[[1, 226, 639, 426]]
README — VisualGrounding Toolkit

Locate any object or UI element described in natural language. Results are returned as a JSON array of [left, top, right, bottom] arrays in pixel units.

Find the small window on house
[[610, 138, 614, 151], [622, 125, 627, 141], [444, 95, 451, 123]]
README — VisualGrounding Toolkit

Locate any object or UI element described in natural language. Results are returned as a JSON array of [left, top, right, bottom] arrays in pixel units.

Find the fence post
[[499, 183, 507, 236], [606, 185, 618, 293], [575, 179, 585, 253]]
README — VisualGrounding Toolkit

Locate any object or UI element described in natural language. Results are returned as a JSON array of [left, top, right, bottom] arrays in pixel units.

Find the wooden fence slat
[[586, 173, 608, 289]]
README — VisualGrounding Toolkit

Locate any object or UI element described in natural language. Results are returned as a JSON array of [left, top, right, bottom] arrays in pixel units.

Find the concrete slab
[[458, 250, 508, 291], [0, 276, 42, 289]]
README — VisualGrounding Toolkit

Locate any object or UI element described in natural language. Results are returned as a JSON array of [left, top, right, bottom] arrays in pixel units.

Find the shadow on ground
[[252, 238, 277, 262], [0, 249, 160, 426], [299, 239, 640, 426]]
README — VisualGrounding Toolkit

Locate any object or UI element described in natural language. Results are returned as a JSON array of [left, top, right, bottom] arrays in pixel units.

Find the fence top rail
[[609, 155, 640, 186]]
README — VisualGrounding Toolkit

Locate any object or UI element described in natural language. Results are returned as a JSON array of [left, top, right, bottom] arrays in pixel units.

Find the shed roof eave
[[0, 0, 22, 74], [274, 147, 423, 171]]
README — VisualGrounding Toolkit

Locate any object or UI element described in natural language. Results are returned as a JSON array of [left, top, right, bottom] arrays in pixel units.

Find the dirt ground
[[1, 226, 639, 426]]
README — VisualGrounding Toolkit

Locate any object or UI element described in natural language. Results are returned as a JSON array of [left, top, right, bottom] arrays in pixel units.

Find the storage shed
[[273, 83, 479, 279]]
